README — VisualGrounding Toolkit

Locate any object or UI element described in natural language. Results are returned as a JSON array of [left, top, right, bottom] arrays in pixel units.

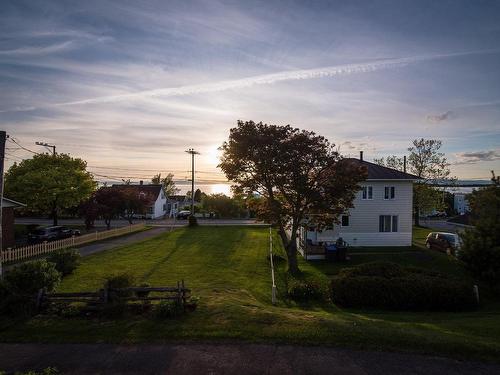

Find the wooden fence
[[36, 281, 190, 312], [1, 222, 146, 263]]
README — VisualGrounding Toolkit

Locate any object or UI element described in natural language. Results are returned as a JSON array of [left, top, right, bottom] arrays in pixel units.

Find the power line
[[8, 138, 38, 154]]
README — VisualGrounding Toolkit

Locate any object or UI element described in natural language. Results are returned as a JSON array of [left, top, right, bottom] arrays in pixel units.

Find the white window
[[341, 215, 349, 227], [148, 206, 154, 214], [362, 186, 373, 200], [379, 215, 398, 232], [384, 186, 395, 200]]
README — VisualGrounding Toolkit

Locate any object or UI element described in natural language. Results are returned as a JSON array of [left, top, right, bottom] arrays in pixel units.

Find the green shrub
[[154, 299, 183, 318], [331, 262, 477, 311], [287, 274, 329, 301], [136, 282, 151, 298], [188, 215, 198, 227], [104, 273, 135, 302], [4, 260, 61, 295], [47, 248, 81, 276]]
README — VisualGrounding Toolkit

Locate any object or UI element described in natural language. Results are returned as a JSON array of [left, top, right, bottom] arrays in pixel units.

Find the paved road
[[1, 343, 498, 375], [15, 218, 261, 227]]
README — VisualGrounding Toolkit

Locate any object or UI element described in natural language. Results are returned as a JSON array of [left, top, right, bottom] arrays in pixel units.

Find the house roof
[[2, 197, 26, 208], [111, 184, 163, 204], [344, 158, 420, 180]]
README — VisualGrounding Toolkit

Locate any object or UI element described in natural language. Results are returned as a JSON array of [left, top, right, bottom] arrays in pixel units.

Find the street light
[[35, 141, 56, 156]]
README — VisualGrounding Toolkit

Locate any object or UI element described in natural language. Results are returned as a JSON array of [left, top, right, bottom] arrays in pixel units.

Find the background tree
[[120, 187, 151, 223], [194, 188, 203, 202], [78, 196, 100, 230], [374, 139, 453, 226], [459, 173, 500, 289], [201, 193, 246, 218], [5, 153, 96, 225], [219, 120, 366, 274], [94, 187, 126, 229], [151, 173, 179, 196]]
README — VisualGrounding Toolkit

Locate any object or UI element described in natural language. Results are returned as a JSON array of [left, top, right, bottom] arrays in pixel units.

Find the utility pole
[[35, 141, 56, 155], [185, 148, 199, 216], [0, 131, 7, 278]]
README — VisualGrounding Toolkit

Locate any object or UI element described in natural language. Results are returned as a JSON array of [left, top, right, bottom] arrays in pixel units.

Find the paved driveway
[[1, 343, 498, 375]]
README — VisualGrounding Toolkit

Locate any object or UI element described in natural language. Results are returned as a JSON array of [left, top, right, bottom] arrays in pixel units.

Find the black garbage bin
[[324, 243, 337, 262], [335, 238, 347, 261]]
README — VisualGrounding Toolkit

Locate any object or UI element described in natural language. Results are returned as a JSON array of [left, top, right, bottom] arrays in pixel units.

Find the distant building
[[454, 193, 470, 215]]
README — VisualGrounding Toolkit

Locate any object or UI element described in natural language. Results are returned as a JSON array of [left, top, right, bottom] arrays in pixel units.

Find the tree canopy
[[373, 138, 453, 226], [219, 120, 366, 274], [151, 173, 179, 196], [5, 153, 96, 225]]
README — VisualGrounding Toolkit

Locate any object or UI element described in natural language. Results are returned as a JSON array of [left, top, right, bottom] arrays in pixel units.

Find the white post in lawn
[[269, 226, 277, 305]]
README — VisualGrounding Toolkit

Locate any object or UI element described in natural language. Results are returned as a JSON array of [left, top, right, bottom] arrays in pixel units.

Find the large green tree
[[459, 173, 500, 288], [201, 193, 246, 218], [219, 120, 366, 274], [374, 138, 453, 226], [5, 153, 96, 225]]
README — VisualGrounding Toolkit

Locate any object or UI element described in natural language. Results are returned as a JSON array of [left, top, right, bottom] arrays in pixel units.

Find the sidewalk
[[1, 342, 498, 375]]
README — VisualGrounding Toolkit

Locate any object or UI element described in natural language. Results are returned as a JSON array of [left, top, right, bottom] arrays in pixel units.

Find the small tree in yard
[[219, 120, 366, 274], [121, 187, 150, 224], [94, 187, 126, 229], [459, 173, 500, 290]]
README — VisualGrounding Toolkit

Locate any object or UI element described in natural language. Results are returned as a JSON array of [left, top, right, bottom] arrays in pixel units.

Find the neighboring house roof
[[344, 158, 420, 180], [2, 197, 26, 208], [111, 184, 163, 205]]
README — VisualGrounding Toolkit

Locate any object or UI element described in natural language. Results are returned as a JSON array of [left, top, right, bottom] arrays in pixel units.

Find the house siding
[[304, 180, 413, 247]]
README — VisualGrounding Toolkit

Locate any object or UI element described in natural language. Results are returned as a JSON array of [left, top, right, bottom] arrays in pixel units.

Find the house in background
[[453, 192, 470, 215], [112, 182, 167, 219], [166, 195, 188, 218], [299, 152, 419, 260], [2, 197, 25, 248]]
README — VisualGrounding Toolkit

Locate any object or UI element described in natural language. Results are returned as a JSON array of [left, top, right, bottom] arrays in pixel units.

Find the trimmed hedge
[[331, 262, 477, 311]]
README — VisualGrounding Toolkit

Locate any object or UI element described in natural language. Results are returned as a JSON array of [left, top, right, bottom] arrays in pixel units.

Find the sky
[[1, 0, 500, 192]]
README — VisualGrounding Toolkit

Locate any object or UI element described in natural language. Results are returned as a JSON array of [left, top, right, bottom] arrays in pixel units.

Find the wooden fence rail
[[37, 281, 190, 312], [1, 222, 146, 263]]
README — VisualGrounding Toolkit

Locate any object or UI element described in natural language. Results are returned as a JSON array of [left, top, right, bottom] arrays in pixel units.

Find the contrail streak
[[1, 49, 498, 113]]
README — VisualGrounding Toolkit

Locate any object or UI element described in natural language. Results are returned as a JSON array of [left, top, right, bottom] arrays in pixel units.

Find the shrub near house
[[330, 262, 477, 311]]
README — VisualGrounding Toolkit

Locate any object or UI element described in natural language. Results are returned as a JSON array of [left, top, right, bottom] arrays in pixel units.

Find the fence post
[[473, 284, 480, 304], [43, 241, 48, 254], [36, 288, 45, 312], [269, 226, 277, 305]]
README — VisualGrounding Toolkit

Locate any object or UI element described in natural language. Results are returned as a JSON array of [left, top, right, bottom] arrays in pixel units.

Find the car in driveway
[[28, 226, 81, 244], [425, 232, 461, 255]]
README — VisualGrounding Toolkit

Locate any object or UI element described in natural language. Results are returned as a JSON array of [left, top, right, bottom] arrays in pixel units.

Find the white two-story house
[[299, 154, 419, 259]]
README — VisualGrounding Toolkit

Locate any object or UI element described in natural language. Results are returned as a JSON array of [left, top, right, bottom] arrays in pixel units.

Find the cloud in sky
[[1, 49, 498, 114], [454, 149, 500, 165], [426, 110, 453, 123]]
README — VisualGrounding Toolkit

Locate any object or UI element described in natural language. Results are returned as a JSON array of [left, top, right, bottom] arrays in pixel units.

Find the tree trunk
[[286, 239, 300, 275]]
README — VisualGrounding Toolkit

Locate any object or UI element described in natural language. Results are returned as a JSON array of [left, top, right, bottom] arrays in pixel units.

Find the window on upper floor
[[384, 186, 395, 200], [379, 215, 398, 232], [341, 215, 349, 227], [362, 186, 373, 200]]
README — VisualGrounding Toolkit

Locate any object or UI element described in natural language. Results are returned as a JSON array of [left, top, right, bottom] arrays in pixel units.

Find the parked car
[[176, 210, 191, 219], [28, 226, 81, 244], [425, 232, 461, 255]]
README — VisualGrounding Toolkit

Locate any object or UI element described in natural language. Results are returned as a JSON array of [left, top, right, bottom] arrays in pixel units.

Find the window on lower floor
[[379, 215, 398, 232], [148, 207, 154, 214], [341, 215, 349, 227]]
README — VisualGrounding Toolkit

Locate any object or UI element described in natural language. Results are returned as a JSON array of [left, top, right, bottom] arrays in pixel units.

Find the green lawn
[[1, 226, 499, 362]]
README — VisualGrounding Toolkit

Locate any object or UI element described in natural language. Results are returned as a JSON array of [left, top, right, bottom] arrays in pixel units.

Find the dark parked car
[[28, 226, 81, 244], [425, 232, 461, 255], [176, 210, 191, 219]]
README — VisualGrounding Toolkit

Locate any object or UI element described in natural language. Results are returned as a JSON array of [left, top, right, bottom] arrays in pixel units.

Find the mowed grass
[[1, 226, 500, 362]]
